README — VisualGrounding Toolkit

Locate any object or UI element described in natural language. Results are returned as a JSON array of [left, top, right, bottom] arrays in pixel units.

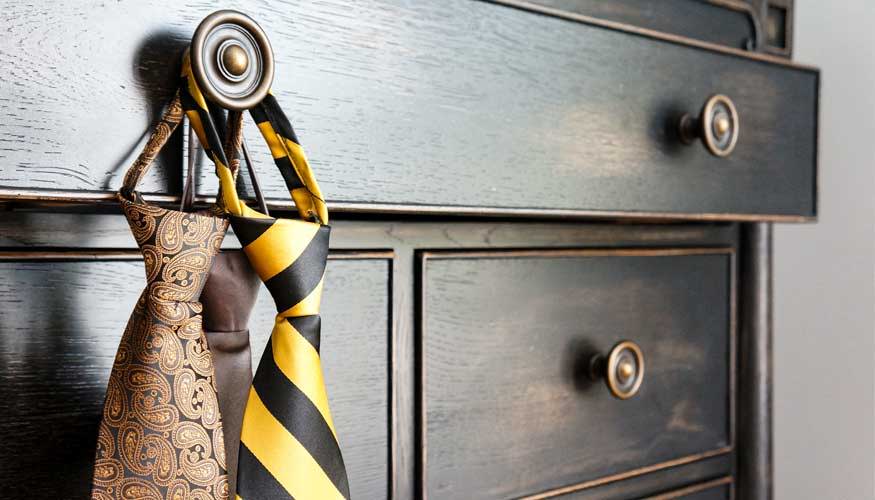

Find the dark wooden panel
[[521, 0, 756, 49], [0, 0, 817, 219], [737, 223, 772, 499], [643, 477, 732, 499], [0, 259, 142, 499], [549, 455, 732, 499], [0, 256, 391, 499], [0, 212, 739, 250], [677, 485, 730, 500], [421, 250, 733, 499]]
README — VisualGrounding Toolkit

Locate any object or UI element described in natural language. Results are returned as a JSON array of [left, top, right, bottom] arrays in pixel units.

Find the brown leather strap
[[120, 91, 184, 201], [241, 135, 269, 215], [180, 123, 200, 211], [221, 110, 269, 215], [121, 86, 268, 215], [213, 110, 243, 214], [181, 115, 269, 214]]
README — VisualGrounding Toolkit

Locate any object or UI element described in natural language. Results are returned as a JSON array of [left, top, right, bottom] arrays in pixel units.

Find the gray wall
[[774, 1, 875, 498]]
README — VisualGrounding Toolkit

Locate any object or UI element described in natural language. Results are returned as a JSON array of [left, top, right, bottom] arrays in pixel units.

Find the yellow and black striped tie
[[232, 216, 347, 500], [181, 53, 347, 499]]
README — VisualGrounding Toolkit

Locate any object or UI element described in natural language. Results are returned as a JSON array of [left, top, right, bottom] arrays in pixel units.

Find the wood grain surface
[[421, 251, 732, 499], [643, 478, 731, 500], [0, 257, 391, 499], [547, 454, 731, 499], [0, 0, 817, 218], [521, 0, 756, 50], [0, 212, 739, 250]]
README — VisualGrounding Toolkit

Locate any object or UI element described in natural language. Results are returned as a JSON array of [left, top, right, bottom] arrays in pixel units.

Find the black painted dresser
[[0, 1, 817, 499]]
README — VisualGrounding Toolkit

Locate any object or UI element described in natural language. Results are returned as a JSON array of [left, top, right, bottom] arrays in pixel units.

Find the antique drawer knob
[[678, 94, 740, 157], [588, 340, 645, 400], [191, 10, 275, 110]]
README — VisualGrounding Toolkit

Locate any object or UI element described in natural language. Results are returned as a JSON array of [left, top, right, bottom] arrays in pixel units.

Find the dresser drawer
[[1, 1, 817, 220], [420, 249, 734, 499]]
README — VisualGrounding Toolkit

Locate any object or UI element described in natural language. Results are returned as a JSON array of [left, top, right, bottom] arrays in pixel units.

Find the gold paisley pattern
[[91, 199, 230, 500], [120, 94, 184, 198]]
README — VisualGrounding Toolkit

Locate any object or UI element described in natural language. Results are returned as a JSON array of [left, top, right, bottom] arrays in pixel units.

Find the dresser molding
[[481, 0, 804, 68], [0, 190, 815, 223]]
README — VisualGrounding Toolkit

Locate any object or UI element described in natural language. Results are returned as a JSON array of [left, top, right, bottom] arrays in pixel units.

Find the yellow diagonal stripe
[[213, 154, 269, 220], [256, 120, 329, 224], [214, 160, 244, 217], [182, 55, 210, 112], [185, 110, 209, 150], [240, 390, 344, 500], [239, 203, 271, 219], [284, 139, 328, 225], [278, 277, 324, 318], [257, 121, 287, 159], [272, 320, 337, 437], [244, 219, 319, 281]]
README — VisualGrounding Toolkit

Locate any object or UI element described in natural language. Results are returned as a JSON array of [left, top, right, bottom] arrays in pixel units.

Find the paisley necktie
[[181, 57, 349, 499], [91, 92, 232, 500]]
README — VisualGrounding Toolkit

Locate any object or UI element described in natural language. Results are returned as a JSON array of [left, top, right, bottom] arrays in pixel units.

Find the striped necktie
[[179, 53, 349, 500], [232, 217, 347, 500]]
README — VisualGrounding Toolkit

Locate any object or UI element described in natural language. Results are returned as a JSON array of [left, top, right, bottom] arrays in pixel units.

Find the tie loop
[[181, 53, 329, 224], [118, 65, 251, 213]]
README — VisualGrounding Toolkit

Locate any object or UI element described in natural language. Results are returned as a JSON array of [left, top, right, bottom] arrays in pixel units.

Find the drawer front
[[0, 255, 391, 498], [0, 1, 816, 219], [643, 477, 733, 500], [420, 249, 734, 499], [520, 0, 765, 52]]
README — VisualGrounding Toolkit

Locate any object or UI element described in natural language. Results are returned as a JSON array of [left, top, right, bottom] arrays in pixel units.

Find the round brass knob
[[678, 94, 740, 157], [221, 44, 249, 77], [588, 340, 645, 400], [191, 10, 275, 111]]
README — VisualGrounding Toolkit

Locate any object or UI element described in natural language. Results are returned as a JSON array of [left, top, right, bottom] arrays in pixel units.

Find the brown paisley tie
[[90, 93, 233, 500]]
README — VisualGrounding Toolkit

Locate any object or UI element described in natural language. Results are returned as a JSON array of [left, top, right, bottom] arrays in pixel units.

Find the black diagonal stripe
[[180, 77, 229, 166], [237, 443, 294, 500], [265, 225, 330, 312], [253, 341, 350, 497], [249, 103, 305, 191], [287, 315, 321, 352], [249, 101, 269, 125], [276, 155, 305, 190], [180, 81, 200, 112], [229, 215, 275, 247], [196, 109, 228, 164], [260, 95, 301, 144]]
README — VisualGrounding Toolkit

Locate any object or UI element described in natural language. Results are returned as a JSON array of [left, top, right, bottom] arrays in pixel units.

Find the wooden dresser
[[0, 1, 817, 499]]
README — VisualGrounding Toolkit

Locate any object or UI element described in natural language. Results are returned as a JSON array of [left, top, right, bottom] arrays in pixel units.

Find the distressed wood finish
[[737, 223, 773, 500], [420, 250, 733, 499], [643, 477, 732, 500], [0, 0, 816, 219], [520, 0, 757, 49], [0, 212, 739, 250], [547, 455, 732, 499], [0, 256, 391, 499]]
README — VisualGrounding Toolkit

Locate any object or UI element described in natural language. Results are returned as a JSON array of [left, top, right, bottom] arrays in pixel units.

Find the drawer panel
[[0, 0, 817, 219], [420, 249, 734, 499], [520, 0, 759, 51], [643, 477, 733, 500], [549, 456, 732, 499], [0, 255, 391, 499]]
